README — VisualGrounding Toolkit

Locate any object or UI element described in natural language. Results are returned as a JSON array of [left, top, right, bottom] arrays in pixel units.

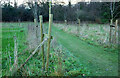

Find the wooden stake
[[118, 19, 120, 77], [57, 49, 62, 76], [34, 18, 39, 41], [77, 19, 80, 34], [39, 15, 45, 71], [65, 20, 67, 25], [109, 19, 113, 43], [78, 19, 80, 26], [14, 35, 18, 70], [46, 14, 53, 72], [49, 0, 52, 15], [34, 19, 37, 25], [115, 20, 118, 44], [118, 19, 120, 49]]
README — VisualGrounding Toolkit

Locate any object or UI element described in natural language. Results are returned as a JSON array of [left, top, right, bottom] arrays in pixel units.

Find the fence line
[[19, 38, 48, 69], [10, 3, 54, 74], [11, 38, 48, 75]]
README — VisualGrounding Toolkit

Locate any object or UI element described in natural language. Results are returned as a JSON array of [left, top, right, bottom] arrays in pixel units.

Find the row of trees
[[1, 1, 120, 23]]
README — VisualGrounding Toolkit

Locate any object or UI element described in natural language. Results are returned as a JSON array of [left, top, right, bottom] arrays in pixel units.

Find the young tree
[[27, 0, 38, 23], [102, 1, 120, 22]]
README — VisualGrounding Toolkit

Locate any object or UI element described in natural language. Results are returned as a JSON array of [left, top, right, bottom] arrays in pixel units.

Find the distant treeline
[[1, 2, 120, 23]]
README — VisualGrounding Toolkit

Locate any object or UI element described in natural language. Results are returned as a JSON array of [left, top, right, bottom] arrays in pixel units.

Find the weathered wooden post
[[78, 19, 80, 26], [39, 15, 45, 72], [34, 18, 37, 30], [77, 18, 80, 34], [49, 0, 52, 15], [34, 18, 39, 42], [115, 20, 118, 43], [34, 18, 37, 25], [46, 14, 53, 72], [57, 48, 62, 76], [118, 19, 120, 76], [65, 20, 67, 25], [109, 19, 113, 43], [13, 35, 18, 70], [8, 44, 12, 66], [118, 19, 120, 48], [46, 0, 53, 72]]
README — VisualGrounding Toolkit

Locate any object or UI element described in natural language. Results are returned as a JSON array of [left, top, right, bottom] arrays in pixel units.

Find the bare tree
[[110, 1, 120, 22], [27, 0, 39, 24]]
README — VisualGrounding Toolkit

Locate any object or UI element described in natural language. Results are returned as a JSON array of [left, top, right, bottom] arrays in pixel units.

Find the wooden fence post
[[13, 35, 18, 70], [118, 19, 120, 76], [34, 18, 39, 42], [46, 14, 53, 72], [34, 19, 37, 25], [115, 20, 118, 44], [57, 48, 62, 76], [118, 19, 120, 49], [49, 0, 52, 15], [118, 19, 120, 77], [78, 19, 80, 26], [109, 19, 113, 43], [65, 20, 67, 25], [39, 15, 45, 72], [77, 18, 80, 34]]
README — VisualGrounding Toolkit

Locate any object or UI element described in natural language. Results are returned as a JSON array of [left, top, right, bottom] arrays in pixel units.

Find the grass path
[[51, 24, 118, 76]]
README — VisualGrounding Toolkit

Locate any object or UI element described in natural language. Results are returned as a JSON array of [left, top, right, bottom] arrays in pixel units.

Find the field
[[1, 0, 120, 77], [1, 22, 118, 76], [55, 23, 118, 48]]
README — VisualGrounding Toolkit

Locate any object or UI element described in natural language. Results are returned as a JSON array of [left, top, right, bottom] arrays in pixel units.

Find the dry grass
[[54, 23, 118, 47]]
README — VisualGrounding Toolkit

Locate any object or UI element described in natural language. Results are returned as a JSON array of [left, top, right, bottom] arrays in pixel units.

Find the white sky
[[10, 0, 91, 5], [2, 0, 120, 5]]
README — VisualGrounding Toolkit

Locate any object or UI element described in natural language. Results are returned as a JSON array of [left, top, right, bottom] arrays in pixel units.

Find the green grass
[[55, 23, 118, 49], [2, 22, 89, 77], [0, 23, 2, 77], [2, 23, 28, 76], [2, 22, 41, 76], [2, 22, 118, 76], [51, 23, 118, 76]]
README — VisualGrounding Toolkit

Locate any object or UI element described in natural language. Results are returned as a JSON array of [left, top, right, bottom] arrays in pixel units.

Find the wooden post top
[[118, 19, 120, 25]]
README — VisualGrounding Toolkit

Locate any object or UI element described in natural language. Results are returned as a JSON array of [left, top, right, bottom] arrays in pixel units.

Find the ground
[[1, 22, 118, 76], [51, 23, 118, 76]]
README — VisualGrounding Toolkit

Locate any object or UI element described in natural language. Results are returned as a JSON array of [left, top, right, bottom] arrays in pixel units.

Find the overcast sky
[[10, 0, 91, 5], [3, 0, 120, 6]]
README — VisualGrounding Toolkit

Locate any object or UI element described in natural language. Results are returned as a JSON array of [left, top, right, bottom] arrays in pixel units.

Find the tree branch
[[113, 5, 120, 14], [113, 11, 120, 20]]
